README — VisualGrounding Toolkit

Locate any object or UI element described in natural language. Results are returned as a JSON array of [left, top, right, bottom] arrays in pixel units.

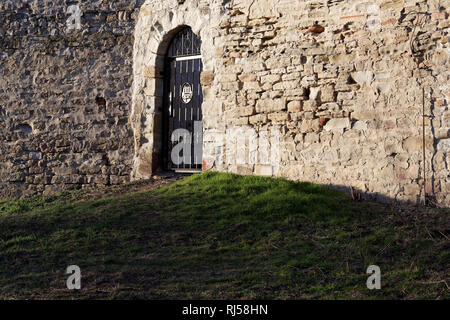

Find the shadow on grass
[[0, 171, 448, 299]]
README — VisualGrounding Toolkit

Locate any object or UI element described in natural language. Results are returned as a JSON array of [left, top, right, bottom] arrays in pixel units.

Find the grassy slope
[[0, 172, 448, 299]]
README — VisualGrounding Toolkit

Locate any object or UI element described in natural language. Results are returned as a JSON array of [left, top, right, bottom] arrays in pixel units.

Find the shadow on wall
[[0, 168, 447, 209], [321, 182, 443, 208]]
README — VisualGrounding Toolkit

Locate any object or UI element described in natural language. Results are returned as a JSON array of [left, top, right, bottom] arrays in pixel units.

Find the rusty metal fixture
[[422, 87, 426, 205], [407, 11, 432, 206]]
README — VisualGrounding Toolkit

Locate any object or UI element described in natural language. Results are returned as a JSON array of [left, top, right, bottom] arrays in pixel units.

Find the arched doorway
[[162, 27, 203, 172]]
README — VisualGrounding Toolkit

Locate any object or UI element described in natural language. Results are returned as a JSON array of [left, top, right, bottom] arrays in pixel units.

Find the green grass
[[0, 171, 448, 299]]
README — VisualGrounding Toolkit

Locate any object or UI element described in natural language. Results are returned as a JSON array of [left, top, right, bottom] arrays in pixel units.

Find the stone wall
[[201, 0, 449, 206], [0, 0, 144, 198], [1, 0, 449, 206]]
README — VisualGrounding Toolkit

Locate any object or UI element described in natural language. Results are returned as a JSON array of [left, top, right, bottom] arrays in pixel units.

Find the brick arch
[[131, 0, 218, 180]]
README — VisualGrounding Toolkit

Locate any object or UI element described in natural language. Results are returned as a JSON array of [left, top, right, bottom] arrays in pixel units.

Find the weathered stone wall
[[0, 0, 145, 198], [1, 0, 449, 206], [200, 0, 449, 206]]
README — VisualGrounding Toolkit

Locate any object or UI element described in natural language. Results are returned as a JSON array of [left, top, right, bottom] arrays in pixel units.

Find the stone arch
[[131, 0, 220, 180]]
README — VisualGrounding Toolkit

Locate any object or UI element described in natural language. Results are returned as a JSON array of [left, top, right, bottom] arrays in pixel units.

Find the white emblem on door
[[181, 83, 193, 104]]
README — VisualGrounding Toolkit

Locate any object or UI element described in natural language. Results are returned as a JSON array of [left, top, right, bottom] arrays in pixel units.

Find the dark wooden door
[[163, 28, 203, 171]]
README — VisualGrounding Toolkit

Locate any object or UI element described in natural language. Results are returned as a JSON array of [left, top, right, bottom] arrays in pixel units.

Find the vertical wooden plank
[[175, 59, 181, 170], [192, 58, 199, 168], [181, 59, 187, 169], [198, 58, 203, 169], [169, 59, 176, 169]]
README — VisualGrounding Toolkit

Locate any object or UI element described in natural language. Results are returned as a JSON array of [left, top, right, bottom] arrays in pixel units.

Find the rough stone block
[[287, 101, 302, 113], [323, 118, 351, 131], [249, 114, 268, 124], [254, 165, 273, 176], [239, 74, 258, 82], [255, 99, 286, 113], [300, 119, 320, 133], [268, 112, 289, 122], [200, 71, 215, 86]]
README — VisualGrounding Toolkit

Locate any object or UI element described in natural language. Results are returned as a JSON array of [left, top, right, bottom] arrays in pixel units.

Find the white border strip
[[175, 55, 202, 61]]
